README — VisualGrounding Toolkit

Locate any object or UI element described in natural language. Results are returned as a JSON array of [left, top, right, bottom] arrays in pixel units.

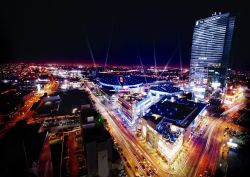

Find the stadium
[[98, 74, 156, 92]]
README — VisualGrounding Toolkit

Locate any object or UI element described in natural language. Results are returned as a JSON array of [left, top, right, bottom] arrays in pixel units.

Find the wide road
[[85, 81, 248, 177], [85, 84, 172, 177], [175, 112, 246, 177]]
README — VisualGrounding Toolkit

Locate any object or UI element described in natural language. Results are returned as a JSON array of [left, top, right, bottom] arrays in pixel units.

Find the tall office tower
[[189, 12, 235, 100]]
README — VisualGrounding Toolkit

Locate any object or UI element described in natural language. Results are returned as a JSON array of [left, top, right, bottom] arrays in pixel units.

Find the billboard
[[118, 76, 125, 86]]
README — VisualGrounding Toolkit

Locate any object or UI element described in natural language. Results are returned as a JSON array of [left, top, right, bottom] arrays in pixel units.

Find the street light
[[72, 108, 78, 114], [37, 84, 41, 92]]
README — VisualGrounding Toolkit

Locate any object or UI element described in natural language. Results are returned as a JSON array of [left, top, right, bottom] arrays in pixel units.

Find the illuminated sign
[[119, 76, 125, 85]]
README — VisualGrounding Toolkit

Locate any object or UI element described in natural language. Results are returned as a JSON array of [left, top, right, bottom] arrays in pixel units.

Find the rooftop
[[150, 85, 182, 94], [144, 96, 207, 128], [118, 92, 148, 105], [82, 125, 111, 143], [99, 74, 156, 87]]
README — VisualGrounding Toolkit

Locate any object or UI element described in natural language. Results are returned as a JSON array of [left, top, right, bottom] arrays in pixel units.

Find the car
[[148, 169, 153, 174], [135, 166, 139, 171], [126, 162, 131, 168]]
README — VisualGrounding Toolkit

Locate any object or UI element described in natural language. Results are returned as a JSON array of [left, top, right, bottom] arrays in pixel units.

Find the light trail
[[85, 86, 148, 176], [85, 83, 171, 176], [84, 80, 247, 177], [221, 103, 244, 116]]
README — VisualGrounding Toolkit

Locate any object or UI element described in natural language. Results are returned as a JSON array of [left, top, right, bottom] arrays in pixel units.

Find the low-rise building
[[138, 96, 207, 161], [117, 92, 153, 125]]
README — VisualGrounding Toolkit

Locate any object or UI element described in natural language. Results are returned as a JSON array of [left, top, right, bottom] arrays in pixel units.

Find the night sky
[[0, 1, 249, 69]]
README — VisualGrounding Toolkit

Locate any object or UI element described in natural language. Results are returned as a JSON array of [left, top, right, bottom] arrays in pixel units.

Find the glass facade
[[189, 12, 235, 100]]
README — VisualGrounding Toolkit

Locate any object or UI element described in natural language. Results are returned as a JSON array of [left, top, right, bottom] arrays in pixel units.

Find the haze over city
[[1, 1, 250, 177]]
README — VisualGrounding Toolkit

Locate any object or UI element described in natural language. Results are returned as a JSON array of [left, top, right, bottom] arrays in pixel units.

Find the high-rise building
[[189, 12, 235, 100], [80, 109, 114, 177]]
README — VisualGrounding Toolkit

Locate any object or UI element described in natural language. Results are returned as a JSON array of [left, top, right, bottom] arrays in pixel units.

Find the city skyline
[[1, 1, 250, 177], [1, 1, 249, 70]]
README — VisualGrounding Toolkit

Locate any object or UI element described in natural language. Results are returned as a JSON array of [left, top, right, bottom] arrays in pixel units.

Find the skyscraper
[[189, 12, 235, 100]]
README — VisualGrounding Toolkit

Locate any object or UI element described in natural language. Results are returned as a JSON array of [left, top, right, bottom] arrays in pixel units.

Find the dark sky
[[0, 1, 249, 69]]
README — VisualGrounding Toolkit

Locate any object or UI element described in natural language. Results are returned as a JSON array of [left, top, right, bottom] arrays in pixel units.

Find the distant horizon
[[1, 1, 249, 70], [1, 61, 250, 71], [0, 60, 189, 68]]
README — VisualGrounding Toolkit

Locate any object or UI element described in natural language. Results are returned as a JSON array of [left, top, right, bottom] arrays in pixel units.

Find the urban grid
[[0, 1, 250, 177]]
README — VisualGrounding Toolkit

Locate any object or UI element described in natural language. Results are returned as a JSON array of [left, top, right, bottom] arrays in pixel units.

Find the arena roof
[[99, 75, 156, 88]]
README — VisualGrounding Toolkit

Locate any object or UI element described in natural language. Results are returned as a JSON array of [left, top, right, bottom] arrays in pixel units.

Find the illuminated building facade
[[223, 86, 244, 104], [138, 96, 207, 161], [117, 93, 153, 125], [99, 75, 144, 93], [189, 12, 235, 100], [139, 118, 184, 162]]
